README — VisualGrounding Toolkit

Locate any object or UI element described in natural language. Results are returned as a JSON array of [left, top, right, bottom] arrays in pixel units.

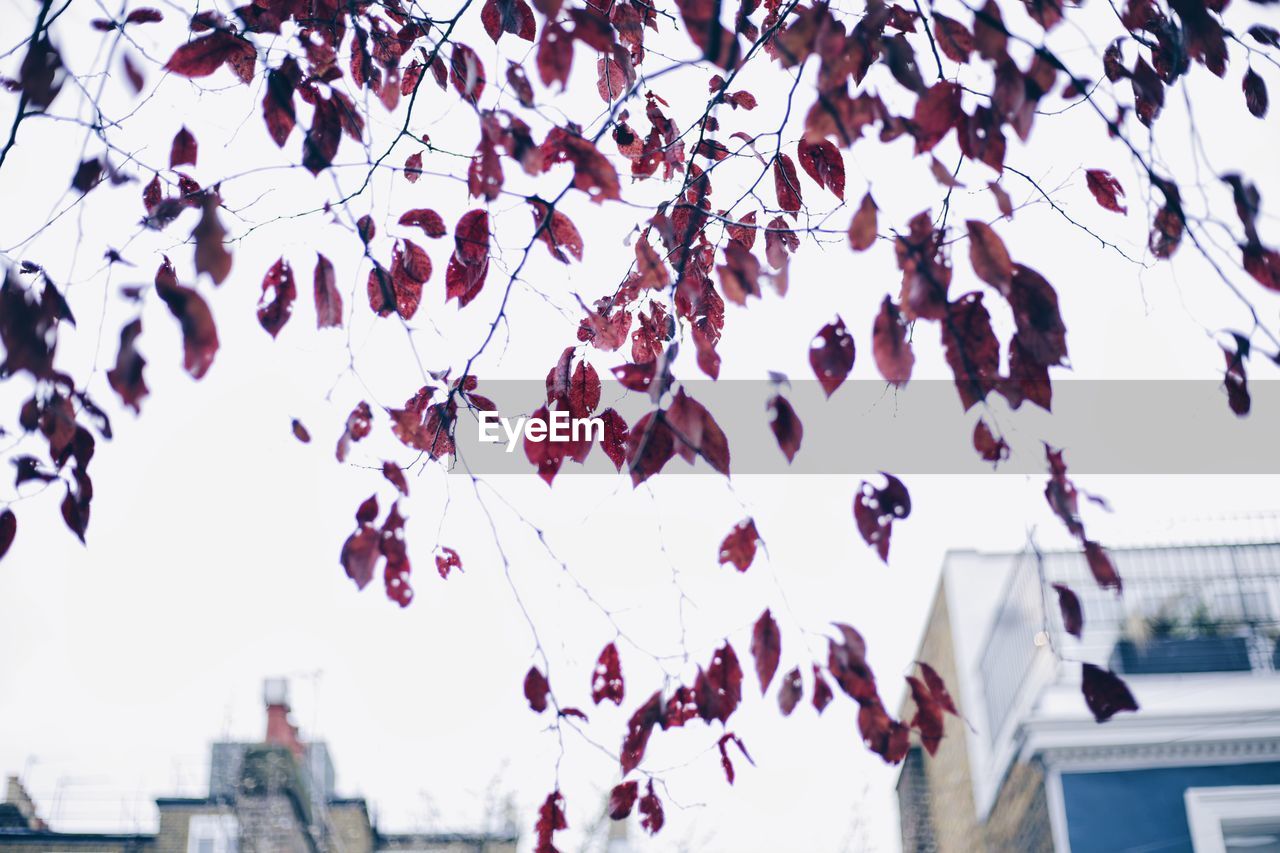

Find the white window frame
[[187, 813, 240, 853], [1185, 785, 1280, 853]]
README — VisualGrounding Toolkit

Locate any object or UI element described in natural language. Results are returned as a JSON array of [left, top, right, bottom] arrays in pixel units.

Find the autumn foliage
[[2, 0, 1279, 839]]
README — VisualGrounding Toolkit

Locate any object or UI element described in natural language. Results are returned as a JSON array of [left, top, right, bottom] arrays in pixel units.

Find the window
[[1186, 786, 1280, 853], [187, 813, 240, 853]]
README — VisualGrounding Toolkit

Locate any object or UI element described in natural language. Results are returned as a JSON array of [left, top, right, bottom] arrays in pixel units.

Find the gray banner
[[447, 380, 1280, 476]]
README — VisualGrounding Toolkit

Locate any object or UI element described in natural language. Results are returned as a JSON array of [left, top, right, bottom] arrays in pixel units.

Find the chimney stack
[[263, 678, 304, 758], [4, 776, 47, 831]]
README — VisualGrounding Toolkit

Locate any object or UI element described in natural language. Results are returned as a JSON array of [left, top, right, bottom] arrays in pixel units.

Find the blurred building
[[0, 680, 516, 853], [897, 540, 1280, 853]]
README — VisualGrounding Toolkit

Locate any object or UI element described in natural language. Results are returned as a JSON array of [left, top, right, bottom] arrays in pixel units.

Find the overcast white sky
[[2, 0, 1280, 850]]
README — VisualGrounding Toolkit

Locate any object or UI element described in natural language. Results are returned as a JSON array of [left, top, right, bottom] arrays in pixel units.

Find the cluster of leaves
[[3, 0, 1278, 836]]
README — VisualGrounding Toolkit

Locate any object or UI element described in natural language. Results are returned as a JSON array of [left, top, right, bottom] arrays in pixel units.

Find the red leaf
[[718, 518, 759, 571], [164, 32, 255, 83], [765, 216, 799, 269], [340, 525, 379, 591], [751, 609, 781, 693], [941, 292, 1000, 410], [872, 296, 914, 387], [1081, 663, 1138, 722], [1244, 68, 1269, 118], [529, 198, 584, 263], [106, 319, 148, 412], [453, 209, 491, 267], [1085, 169, 1127, 214], [717, 732, 754, 785], [258, 258, 296, 338], [192, 193, 232, 285], [1084, 540, 1123, 592], [262, 60, 298, 147], [398, 208, 447, 238], [1224, 341, 1251, 416], [291, 419, 310, 443], [125, 8, 163, 24], [912, 81, 963, 152], [621, 690, 662, 774], [335, 401, 372, 463], [449, 44, 486, 103], [918, 662, 959, 716], [1052, 583, 1083, 638], [591, 642, 625, 706], [796, 139, 845, 199], [933, 14, 974, 63], [989, 181, 1014, 218], [767, 394, 803, 463], [382, 461, 409, 496], [664, 388, 730, 475], [809, 316, 855, 397], [778, 667, 802, 716], [773, 153, 803, 215], [435, 546, 461, 579], [638, 780, 664, 835], [973, 419, 1009, 464], [313, 254, 342, 329], [906, 676, 944, 754], [853, 474, 911, 562], [608, 781, 638, 820], [535, 790, 567, 852], [536, 22, 573, 89], [403, 151, 423, 183], [524, 666, 551, 713], [0, 509, 15, 562], [966, 220, 1012, 291], [170, 126, 197, 169], [154, 257, 219, 379], [811, 665, 833, 714], [848, 193, 878, 251], [1244, 245, 1280, 293], [599, 408, 628, 470], [624, 411, 675, 485]]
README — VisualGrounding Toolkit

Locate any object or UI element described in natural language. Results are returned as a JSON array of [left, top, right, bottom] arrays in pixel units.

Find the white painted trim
[[1045, 766, 1072, 853], [1184, 785, 1280, 853]]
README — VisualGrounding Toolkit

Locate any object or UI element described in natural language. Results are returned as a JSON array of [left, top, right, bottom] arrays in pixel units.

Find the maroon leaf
[[398, 208, 447, 238], [192, 192, 232, 285], [313, 254, 342, 329], [435, 546, 462, 578], [170, 126, 197, 168], [751, 609, 781, 693], [1052, 583, 1083, 638], [449, 44, 486, 103], [933, 14, 974, 63], [608, 781, 638, 820], [695, 641, 743, 723], [778, 667, 802, 716], [973, 419, 1009, 464], [918, 662, 959, 716], [621, 690, 662, 774], [812, 665, 833, 713], [106, 319, 148, 412], [1224, 340, 1251, 416], [849, 195, 880, 252], [1081, 663, 1138, 722], [966, 220, 1012, 291], [853, 474, 911, 562], [258, 258, 296, 338], [717, 732, 754, 784], [591, 642, 625, 706], [872, 296, 914, 387], [809, 316, 855, 397], [1084, 540, 1123, 593], [335, 401, 373, 463], [524, 665, 551, 713], [941, 292, 1000, 410], [1244, 68, 1269, 119], [0, 509, 14, 562], [796, 139, 845, 199], [291, 419, 310, 443], [535, 790, 567, 852], [529, 198, 584, 263], [382, 461, 409, 496], [638, 780, 664, 835], [1085, 169, 1127, 214], [164, 32, 255, 84], [767, 394, 803, 463], [773, 153, 803, 215], [154, 257, 219, 379], [718, 518, 759, 571]]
